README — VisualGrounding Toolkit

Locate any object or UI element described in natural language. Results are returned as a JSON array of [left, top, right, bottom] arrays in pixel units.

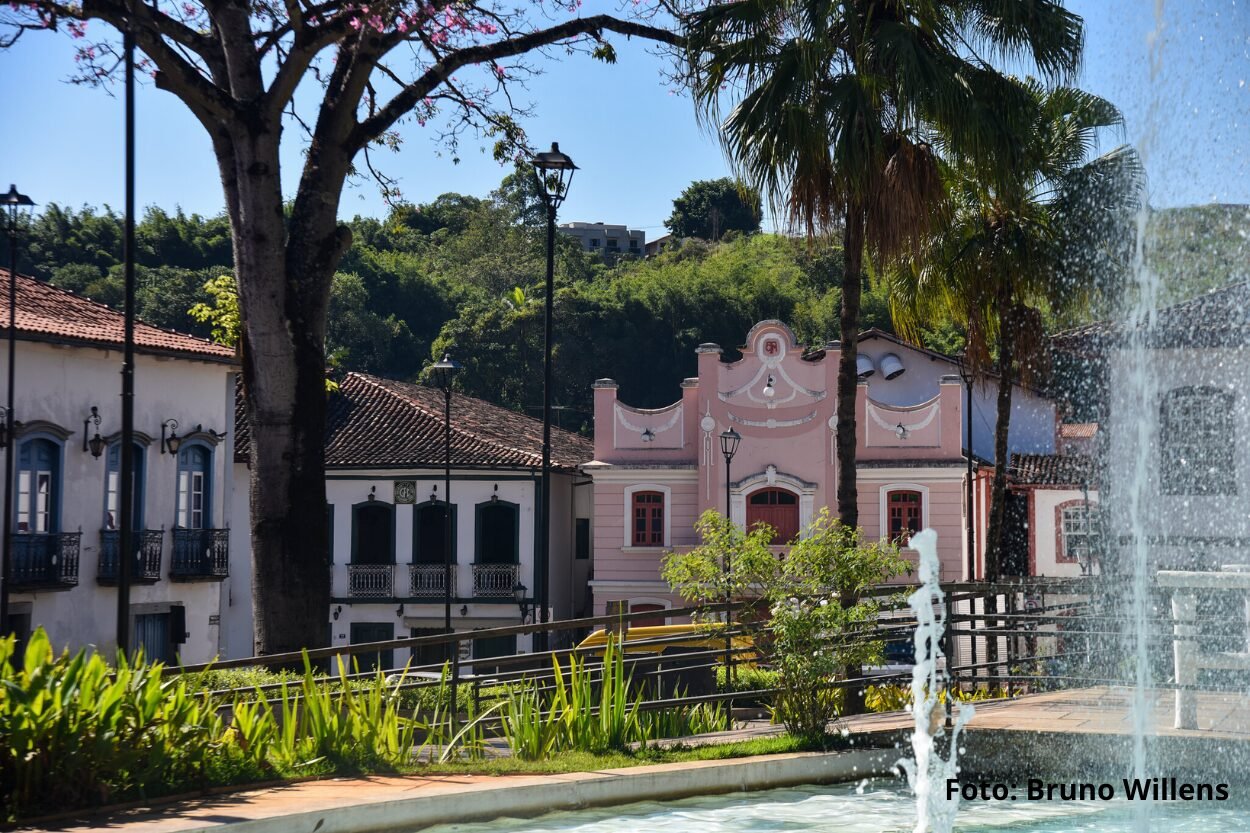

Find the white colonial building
[[231, 372, 593, 669], [1, 270, 240, 663]]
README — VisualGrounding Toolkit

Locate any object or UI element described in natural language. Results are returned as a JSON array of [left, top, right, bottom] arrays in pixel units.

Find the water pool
[[418, 781, 1249, 833]]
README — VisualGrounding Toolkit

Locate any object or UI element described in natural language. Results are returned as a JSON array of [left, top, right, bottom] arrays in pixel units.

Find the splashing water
[[899, 529, 973, 833]]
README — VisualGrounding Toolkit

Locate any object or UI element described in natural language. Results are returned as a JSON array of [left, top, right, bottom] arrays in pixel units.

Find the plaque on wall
[[394, 480, 417, 504]]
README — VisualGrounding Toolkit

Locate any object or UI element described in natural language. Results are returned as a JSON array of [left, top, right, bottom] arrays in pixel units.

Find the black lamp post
[[718, 427, 741, 678], [531, 142, 576, 652], [1, 184, 35, 635], [429, 353, 461, 638], [956, 350, 975, 581]]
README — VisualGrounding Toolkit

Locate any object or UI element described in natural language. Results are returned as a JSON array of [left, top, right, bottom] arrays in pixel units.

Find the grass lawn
[[414, 735, 826, 777]]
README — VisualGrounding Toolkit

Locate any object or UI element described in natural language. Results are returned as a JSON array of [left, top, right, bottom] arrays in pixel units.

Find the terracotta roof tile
[[1010, 453, 1099, 487], [236, 372, 594, 472], [1058, 422, 1098, 439], [1, 269, 237, 362], [1052, 281, 1250, 351]]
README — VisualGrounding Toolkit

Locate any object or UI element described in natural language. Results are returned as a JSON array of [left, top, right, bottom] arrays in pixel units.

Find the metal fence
[[171, 575, 1250, 735]]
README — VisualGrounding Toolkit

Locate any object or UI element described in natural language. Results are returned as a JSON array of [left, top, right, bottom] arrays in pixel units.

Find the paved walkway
[[19, 686, 1250, 832]]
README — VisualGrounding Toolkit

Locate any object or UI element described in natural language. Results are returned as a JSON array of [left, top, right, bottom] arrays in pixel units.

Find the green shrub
[[1, 630, 262, 821]]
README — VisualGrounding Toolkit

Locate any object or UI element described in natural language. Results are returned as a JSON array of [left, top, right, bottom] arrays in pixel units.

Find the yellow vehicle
[[576, 623, 758, 663]]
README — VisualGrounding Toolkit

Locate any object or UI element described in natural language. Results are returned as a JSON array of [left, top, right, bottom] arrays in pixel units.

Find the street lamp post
[[531, 142, 576, 653], [429, 353, 462, 640], [718, 427, 741, 679], [1, 184, 35, 635], [956, 350, 975, 581], [116, 7, 140, 658]]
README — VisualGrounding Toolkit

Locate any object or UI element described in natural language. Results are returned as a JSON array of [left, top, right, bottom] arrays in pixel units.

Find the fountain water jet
[[899, 529, 973, 833]]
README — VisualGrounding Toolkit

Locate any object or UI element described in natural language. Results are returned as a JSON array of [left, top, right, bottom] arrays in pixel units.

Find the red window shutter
[[632, 491, 664, 546], [887, 490, 923, 544]]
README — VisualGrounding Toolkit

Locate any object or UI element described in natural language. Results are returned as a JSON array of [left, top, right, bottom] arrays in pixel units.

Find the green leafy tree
[[662, 510, 908, 741], [4, 0, 679, 654], [665, 178, 762, 240], [683, 0, 1084, 533], [885, 82, 1139, 578]]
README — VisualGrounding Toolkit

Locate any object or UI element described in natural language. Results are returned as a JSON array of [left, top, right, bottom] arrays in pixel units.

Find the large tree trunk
[[984, 291, 1016, 583], [836, 205, 865, 529], [215, 118, 342, 656], [838, 204, 867, 716]]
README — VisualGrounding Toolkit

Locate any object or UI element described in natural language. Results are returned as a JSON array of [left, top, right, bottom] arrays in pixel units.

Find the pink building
[[583, 320, 1059, 620]]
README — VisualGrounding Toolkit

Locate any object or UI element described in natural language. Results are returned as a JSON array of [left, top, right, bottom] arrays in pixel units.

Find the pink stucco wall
[[586, 322, 1010, 616]]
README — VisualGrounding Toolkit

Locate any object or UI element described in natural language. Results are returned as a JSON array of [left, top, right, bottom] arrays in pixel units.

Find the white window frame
[[622, 483, 672, 549], [878, 483, 931, 544]]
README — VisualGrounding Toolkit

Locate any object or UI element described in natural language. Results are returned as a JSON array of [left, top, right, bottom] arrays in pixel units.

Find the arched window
[[1161, 386, 1235, 495], [413, 501, 457, 564], [105, 442, 146, 531], [887, 490, 923, 545], [746, 488, 799, 543], [351, 501, 395, 565], [16, 438, 60, 534], [476, 501, 519, 564], [631, 491, 665, 547], [176, 444, 212, 529]]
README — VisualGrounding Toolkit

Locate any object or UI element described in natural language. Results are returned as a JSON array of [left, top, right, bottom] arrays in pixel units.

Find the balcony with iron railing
[[472, 563, 519, 597], [409, 563, 454, 597], [169, 528, 230, 580], [347, 564, 394, 598], [97, 529, 164, 583], [10, 531, 82, 590]]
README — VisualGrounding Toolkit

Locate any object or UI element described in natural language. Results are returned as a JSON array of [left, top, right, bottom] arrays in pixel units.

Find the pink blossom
[[67, 20, 87, 38], [492, 64, 505, 80], [349, 16, 361, 29], [395, 17, 407, 31], [475, 21, 497, 34], [181, 3, 196, 16], [368, 14, 383, 30], [429, 29, 448, 44]]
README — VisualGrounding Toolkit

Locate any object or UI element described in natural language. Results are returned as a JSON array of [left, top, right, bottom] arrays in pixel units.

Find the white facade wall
[[857, 338, 1056, 461], [1032, 488, 1101, 578], [3, 339, 238, 663], [325, 469, 588, 668], [1105, 346, 1250, 568]]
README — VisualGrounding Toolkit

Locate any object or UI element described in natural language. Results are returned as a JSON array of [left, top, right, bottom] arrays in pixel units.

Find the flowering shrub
[[662, 509, 909, 741]]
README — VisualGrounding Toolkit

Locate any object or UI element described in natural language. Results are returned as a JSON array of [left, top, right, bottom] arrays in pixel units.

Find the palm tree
[[684, 0, 1085, 530], [886, 80, 1140, 579]]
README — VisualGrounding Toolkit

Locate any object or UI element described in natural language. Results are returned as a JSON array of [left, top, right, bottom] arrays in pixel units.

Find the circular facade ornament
[[700, 415, 716, 433], [827, 415, 837, 431]]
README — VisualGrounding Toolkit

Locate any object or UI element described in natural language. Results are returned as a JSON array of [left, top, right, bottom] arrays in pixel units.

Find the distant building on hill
[[558, 222, 644, 259]]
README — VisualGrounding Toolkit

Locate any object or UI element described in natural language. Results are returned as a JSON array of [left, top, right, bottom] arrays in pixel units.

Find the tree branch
[[349, 14, 681, 151]]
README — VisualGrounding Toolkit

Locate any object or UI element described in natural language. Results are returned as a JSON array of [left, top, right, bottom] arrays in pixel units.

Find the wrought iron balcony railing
[[10, 531, 81, 589], [409, 564, 454, 597], [348, 564, 394, 598], [472, 563, 519, 598], [98, 529, 164, 583], [169, 528, 229, 580]]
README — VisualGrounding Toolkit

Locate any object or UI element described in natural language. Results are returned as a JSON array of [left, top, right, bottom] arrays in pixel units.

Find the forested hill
[[1146, 204, 1250, 304], [0, 173, 930, 426], [5, 171, 1238, 427]]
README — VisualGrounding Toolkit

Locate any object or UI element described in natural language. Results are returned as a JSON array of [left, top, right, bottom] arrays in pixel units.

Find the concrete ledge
[[33, 750, 901, 833], [236, 750, 900, 833]]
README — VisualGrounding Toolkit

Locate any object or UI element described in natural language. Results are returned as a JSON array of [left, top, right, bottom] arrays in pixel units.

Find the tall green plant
[[684, 0, 1085, 530], [663, 510, 908, 741]]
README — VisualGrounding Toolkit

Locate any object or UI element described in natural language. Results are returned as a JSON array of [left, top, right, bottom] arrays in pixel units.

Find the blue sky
[[1, 0, 1247, 234]]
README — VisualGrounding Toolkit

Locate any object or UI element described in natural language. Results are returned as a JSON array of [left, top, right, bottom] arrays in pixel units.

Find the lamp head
[[531, 142, 577, 209], [719, 427, 741, 460], [429, 353, 462, 390]]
